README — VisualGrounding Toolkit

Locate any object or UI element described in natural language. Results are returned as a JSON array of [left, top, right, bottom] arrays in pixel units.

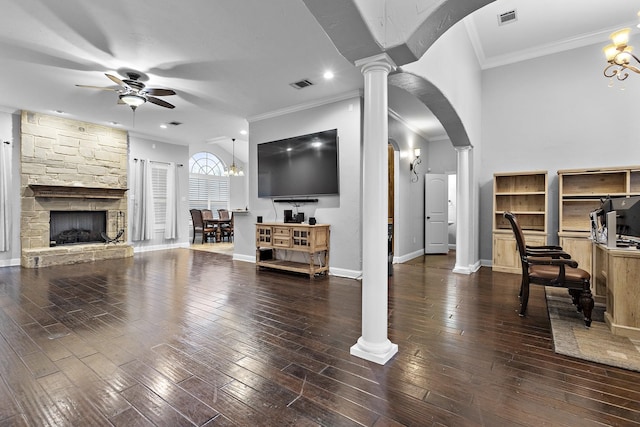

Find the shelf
[[558, 166, 640, 275], [256, 259, 329, 276], [495, 191, 546, 196], [29, 184, 128, 199], [562, 193, 626, 199], [560, 171, 627, 195], [492, 171, 548, 272]]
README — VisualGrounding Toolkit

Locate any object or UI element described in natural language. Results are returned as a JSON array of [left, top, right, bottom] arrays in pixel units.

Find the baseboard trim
[[133, 242, 189, 253], [394, 249, 425, 264], [329, 267, 361, 279], [233, 253, 255, 263], [0, 258, 21, 267]]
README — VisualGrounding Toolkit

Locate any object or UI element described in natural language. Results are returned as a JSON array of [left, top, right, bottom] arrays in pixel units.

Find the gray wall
[[404, 19, 483, 265], [388, 116, 429, 259], [128, 136, 190, 251], [479, 42, 640, 262], [237, 96, 364, 277]]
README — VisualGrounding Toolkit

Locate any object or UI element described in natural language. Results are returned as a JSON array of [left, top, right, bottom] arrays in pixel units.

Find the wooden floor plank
[[0, 249, 639, 426]]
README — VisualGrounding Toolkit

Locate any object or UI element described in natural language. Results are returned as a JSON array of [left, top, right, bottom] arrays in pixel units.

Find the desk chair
[[504, 211, 594, 327]]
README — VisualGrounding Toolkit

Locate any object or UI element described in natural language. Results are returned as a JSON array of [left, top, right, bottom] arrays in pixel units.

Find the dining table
[[203, 218, 231, 241]]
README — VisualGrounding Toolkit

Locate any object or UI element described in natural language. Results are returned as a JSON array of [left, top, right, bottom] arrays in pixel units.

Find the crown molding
[[465, 17, 640, 70], [248, 90, 362, 123], [388, 108, 432, 142]]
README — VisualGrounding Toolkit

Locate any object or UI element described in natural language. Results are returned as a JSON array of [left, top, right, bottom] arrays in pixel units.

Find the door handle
[[427, 216, 431, 219]]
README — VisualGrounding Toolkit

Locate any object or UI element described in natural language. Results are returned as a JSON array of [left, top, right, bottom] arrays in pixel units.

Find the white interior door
[[425, 173, 448, 254]]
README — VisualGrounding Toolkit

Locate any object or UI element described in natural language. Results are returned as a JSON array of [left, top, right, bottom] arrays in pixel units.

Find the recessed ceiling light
[[323, 71, 334, 80], [160, 124, 168, 129], [240, 130, 248, 135]]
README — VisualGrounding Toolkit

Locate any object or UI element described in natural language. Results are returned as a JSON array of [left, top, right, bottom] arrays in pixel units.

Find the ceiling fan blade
[[148, 96, 175, 109], [145, 88, 176, 96], [105, 73, 127, 88], [76, 84, 119, 91]]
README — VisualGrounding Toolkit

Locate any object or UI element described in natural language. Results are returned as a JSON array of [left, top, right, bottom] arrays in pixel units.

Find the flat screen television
[[600, 195, 640, 239], [257, 129, 339, 198]]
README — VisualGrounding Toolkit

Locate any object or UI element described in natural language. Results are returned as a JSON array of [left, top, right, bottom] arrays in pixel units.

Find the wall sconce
[[410, 148, 421, 183]]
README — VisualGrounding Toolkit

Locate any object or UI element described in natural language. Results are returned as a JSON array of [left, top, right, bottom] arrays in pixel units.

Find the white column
[[350, 53, 398, 365], [453, 145, 473, 274]]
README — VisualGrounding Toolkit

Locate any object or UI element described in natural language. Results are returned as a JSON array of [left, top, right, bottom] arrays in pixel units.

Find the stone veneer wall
[[20, 111, 133, 267]]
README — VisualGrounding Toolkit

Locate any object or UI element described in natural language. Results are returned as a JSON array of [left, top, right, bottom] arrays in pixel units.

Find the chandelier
[[224, 138, 244, 176], [603, 13, 640, 81]]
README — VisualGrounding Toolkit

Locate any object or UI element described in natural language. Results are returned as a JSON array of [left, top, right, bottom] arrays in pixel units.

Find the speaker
[[295, 212, 304, 223], [284, 210, 293, 223], [257, 216, 263, 223], [309, 217, 316, 225], [258, 248, 272, 260]]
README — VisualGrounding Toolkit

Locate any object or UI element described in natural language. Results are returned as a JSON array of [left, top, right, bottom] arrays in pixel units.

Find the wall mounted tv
[[257, 129, 339, 198]]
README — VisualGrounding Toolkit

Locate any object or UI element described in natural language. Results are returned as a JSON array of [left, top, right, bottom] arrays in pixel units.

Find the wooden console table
[[593, 242, 640, 339], [256, 223, 330, 278]]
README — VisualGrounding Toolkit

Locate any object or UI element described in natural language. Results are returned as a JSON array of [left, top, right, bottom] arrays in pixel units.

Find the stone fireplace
[[20, 111, 133, 268], [50, 210, 107, 246]]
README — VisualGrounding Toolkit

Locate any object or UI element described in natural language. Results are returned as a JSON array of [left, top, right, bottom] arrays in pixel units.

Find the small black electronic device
[[284, 210, 294, 223], [257, 216, 263, 223], [295, 213, 304, 223], [309, 217, 316, 225], [258, 248, 272, 260]]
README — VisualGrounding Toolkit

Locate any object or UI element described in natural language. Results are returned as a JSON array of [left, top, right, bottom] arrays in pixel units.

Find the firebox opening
[[50, 210, 107, 246]]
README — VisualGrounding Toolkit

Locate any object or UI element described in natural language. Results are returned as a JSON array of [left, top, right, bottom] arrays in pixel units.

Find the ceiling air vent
[[497, 10, 517, 26], [168, 121, 182, 126], [290, 79, 314, 89]]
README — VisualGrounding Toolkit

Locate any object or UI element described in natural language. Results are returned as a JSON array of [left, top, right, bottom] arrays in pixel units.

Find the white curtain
[[164, 162, 178, 239], [132, 159, 155, 241], [0, 141, 11, 251]]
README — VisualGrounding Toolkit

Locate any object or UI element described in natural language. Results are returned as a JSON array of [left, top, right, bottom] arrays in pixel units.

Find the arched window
[[188, 152, 229, 216], [189, 151, 225, 176]]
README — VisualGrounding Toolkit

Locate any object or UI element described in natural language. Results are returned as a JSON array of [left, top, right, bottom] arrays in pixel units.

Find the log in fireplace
[[50, 211, 107, 246]]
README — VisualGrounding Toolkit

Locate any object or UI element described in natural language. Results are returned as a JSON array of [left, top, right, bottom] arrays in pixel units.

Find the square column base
[[350, 342, 398, 365]]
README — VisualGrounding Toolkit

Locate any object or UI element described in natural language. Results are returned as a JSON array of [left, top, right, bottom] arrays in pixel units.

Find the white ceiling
[[0, 0, 638, 161]]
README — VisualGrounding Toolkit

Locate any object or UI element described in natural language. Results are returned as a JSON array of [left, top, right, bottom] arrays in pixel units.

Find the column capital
[[355, 53, 397, 74], [454, 145, 473, 152]]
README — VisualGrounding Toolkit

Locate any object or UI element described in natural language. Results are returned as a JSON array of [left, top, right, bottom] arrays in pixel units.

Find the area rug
[[546, 287, 640, 372], [190, 242, 234, 256]]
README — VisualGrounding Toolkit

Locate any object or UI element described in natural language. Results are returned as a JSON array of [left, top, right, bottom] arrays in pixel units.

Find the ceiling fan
[[77, 72, 176, 111]]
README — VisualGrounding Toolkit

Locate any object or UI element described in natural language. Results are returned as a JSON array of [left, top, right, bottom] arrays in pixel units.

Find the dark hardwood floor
[[0, 249, 639, 426]]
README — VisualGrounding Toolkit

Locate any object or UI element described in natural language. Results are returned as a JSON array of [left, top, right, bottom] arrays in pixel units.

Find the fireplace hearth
[[50, 211, 107, 246]]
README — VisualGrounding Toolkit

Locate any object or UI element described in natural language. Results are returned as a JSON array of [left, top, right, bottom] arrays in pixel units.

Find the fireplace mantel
[[29, 184, 128, 199]]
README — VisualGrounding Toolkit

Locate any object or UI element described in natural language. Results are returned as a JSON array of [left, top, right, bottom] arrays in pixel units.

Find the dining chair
[[190, 209, 216, 244], [217, 209, 233, 242]]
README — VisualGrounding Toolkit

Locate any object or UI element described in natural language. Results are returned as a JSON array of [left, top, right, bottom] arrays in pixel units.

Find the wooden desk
[[593, 242, 640, 339]]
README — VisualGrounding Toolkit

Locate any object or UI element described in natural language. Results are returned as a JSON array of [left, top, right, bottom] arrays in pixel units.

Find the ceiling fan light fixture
[[119, 94, 146, 109]]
